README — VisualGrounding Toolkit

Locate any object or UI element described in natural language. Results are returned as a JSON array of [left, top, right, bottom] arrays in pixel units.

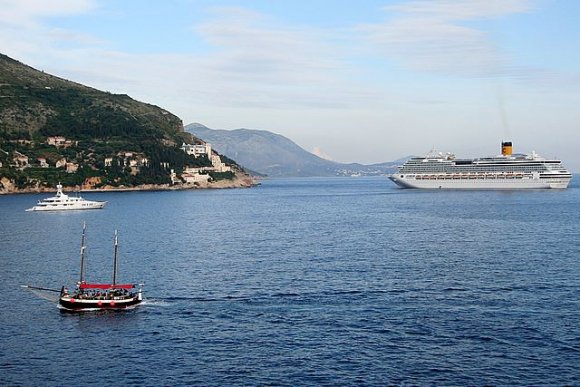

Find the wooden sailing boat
[[58, 223, 143, 312]]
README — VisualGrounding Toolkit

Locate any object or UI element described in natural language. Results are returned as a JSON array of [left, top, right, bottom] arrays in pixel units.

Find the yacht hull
[[26, 201, 106, 211]]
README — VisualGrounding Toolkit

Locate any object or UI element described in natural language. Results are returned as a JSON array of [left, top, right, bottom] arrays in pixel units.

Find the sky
[[1, 0, 580, 170]]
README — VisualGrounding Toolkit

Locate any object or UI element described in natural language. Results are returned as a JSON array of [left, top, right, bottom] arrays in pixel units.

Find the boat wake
[[140, 298, 170, 307]]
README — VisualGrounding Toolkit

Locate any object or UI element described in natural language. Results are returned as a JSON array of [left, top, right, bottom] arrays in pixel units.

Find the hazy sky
[[2, 0, 579, 169]]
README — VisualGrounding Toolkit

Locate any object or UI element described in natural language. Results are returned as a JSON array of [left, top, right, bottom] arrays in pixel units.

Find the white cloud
[[0, 0, 96, 27], [47, 27, 105, 46], [191, 8, 379, 110], [360, 0, 534, 76], [0, 0, 101, 63], [387, 0, 531, 20]]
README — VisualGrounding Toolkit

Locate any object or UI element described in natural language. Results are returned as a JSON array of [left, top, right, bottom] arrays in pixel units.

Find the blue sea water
[[1, 177, 579, 386]]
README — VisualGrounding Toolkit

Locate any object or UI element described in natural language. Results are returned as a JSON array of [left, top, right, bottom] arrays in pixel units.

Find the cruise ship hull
[[389, 175, 571, 189]]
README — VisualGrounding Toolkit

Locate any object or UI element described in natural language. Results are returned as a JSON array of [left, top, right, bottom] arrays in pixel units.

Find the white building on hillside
[[66, 162, 79, 173], [37, 157, 49, 168], [55, 158, 67, 168], [47, 136, 66, 146], [12, 153, 29, 168], [181, 143, 212, 157], [170, 169, 211, 184], [180, 142, 232, 174], [210, 154, 231, 173], [47, 136, 77, 147]]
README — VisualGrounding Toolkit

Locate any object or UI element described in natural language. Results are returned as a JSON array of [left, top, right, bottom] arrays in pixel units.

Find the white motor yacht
[[26, 183, 107, 211]]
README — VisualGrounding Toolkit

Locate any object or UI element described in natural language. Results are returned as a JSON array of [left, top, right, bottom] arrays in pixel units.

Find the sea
[[1, 176, 579, 386]]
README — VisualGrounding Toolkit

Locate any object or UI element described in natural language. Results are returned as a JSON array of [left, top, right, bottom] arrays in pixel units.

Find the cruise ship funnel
[[501, 141, 513, 156]]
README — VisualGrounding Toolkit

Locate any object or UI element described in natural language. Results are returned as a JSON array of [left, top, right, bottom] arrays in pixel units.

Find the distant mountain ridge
[[186, 123, 401, 177]]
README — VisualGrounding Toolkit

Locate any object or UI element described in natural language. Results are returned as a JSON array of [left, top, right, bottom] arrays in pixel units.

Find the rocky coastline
[[0, 174, 259, 195]]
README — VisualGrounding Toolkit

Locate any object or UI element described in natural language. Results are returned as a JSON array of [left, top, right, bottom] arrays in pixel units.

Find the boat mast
[[112, 230, 119, 286], [79, 222, 87, 284]]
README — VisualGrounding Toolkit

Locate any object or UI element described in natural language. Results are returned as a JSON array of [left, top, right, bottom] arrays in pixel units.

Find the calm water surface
[[1, 177, 579, 385]]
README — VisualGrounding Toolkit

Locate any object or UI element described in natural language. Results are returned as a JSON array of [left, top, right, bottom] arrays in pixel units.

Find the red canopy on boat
[[79, 283, 135, 290]]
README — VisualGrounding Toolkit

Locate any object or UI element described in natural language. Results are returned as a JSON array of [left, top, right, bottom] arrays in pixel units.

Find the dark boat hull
[[59, 296, 142, 312]]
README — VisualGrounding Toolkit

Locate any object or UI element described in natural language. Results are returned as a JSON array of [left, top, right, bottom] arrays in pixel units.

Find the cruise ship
[[389, 142, 572, 189]]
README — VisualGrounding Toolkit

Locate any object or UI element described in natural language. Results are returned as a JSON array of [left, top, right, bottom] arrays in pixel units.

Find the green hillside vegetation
[[0, 53, 234, 190]]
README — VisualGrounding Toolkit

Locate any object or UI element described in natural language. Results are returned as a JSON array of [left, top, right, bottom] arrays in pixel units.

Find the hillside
[[0, 53, 252, 192], [185, 123, 401, 177], [0, 53, 184, 140]]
